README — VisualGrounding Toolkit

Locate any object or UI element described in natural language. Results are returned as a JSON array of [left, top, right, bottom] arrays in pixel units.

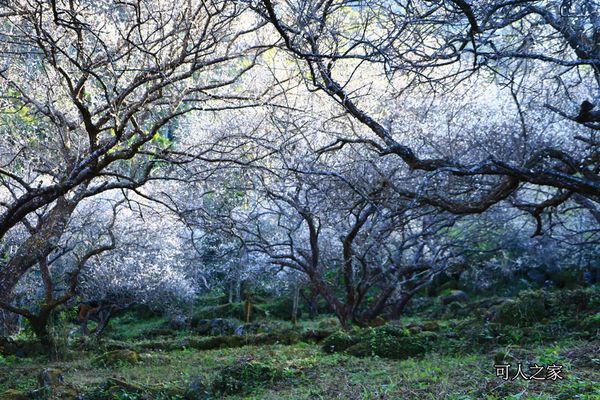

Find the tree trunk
[[0, 197, 76, 303], [244, 298, 252, 323], [309, 274, 353, 329], [28, 312, 55, 359], [235, 276, 241, 303], [0, 310, 19, 336], [389, 285, 426, 320], [291, 284, 299, 325], [301, 287, 319, 318]]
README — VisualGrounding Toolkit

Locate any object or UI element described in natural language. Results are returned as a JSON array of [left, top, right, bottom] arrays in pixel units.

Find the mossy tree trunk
[[28, 310, 56, 358], [244, 295, 252, 323], [291, 285, 299, 325], [301, 287, 319, 319]]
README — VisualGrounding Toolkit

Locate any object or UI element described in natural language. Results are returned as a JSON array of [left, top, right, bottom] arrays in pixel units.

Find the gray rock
[[234, 323, 267, 336], [168, 316, 188, 330], [211, 319, 237, 336], [193, 318, 236, 336]]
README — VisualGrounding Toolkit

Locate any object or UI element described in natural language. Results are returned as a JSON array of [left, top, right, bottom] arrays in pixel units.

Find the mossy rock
[[301, 329, 334, 342], [346, 333, 426, 360], [189, 336, 245, 350], [494, 291, 547, 326], [321, 330, 358, 354], [37, 368, 64, 389], [453, 320, 493, 345], [322, 326, 426, 359], [143, 327, 177, 338], [419, 331, 441, 343], [345, 341, 374, 357], [407, 324, 423, 334], [35, 368, 79, 400], [193, 318, 238, 336], [0, 390, 29, 400], [368, 316, 386, 327], [494, 299, 519, 325], [234, 322, 270, 336], [188, 330, 301, 351], [93, 349, 138, 367], [249, 330, 301, 346], [366, 324, 410, 339], [101, 338, 185, 352], [213, 359, 286, 395]]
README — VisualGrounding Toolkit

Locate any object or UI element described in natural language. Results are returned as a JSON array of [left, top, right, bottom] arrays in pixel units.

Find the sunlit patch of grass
[[106, 315, 172, 342]]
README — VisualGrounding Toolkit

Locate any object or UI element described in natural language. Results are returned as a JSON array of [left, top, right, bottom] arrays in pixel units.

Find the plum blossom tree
[[77, 200, 198, 315], [3, 197, 120, 353], [254, 0, 600, 217], [0, 0, 267, 304]]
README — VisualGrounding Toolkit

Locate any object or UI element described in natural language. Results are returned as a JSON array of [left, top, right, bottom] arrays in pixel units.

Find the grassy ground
[[0, 331, 598, 399], [1, 288, 599, 399]]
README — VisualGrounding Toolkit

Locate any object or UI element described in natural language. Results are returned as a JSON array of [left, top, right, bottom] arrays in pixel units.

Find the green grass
[[1, 338, 598, 399], [107, 315, 172, 342], [2, 287, 598, 399]]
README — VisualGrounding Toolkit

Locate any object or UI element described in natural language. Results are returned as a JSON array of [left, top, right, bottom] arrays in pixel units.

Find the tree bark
[[0, 196, 76, 303], [291, 284, 299, 325], [27, 310, 55, 359]]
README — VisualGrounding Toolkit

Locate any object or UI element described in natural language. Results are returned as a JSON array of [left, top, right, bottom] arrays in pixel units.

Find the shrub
[[316, 317, 340, 330]]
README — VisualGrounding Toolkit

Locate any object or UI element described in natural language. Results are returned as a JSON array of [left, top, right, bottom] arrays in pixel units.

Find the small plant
[[0, 354, 17, 367]]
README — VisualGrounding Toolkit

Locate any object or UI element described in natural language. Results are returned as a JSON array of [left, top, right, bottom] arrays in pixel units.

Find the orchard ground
[[0, 287, 598, 400]]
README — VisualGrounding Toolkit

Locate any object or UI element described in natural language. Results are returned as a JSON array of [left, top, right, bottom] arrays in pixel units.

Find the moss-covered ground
[[0, 288, 598, 399]]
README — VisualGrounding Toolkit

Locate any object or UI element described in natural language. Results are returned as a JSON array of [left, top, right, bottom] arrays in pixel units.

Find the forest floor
[[0, 287, 599, 399]]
